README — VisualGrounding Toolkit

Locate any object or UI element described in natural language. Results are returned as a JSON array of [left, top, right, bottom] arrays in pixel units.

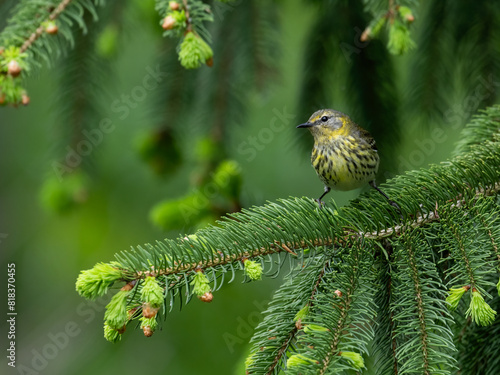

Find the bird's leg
[[369, 180, 402, 215], [316, 186, 331, 207]]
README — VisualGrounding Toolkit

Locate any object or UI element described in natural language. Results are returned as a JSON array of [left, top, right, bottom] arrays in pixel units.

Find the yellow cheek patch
[[326, 126, 349, 139]]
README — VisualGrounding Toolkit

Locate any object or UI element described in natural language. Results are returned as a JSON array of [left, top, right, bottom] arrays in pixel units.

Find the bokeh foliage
[[1, 0, 500, 374]]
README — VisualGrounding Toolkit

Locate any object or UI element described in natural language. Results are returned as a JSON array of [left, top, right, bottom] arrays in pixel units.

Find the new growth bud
[[75, 262, 124, 300], [360, 27, 371, 42], [162, 15, 176, 30], [398, 6, 415, 23], [45, 21, 59, 35], [142, 302, 161, 318], [21, 93, 30, 106], [7, 60, 21, 77], [446, 285, 469, 310], [244, 259, 263, 281], [140, 316, 158, 337], [303, 324, 329, 333], [294, 304, 309, 330], [199, 292, 213, 303], [104, 289, 130, 330], [141, 276, 164, 308], [191, 271, 213, 302], [104, 321, 122, 343], [178, 31, 213, 69], [340, 351, 364, 370], [287, 354, 317, 367], [465, 289, 497, 326]]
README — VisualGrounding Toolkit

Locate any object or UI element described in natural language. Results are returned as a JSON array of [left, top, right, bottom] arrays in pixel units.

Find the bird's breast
[[311, 137, 379, 191]]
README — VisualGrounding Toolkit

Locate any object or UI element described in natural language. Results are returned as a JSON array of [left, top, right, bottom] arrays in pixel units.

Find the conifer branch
[[372, 253, 400, 374], [405, 240, 430, 375], [181, 0, 191, 31], [389, 277, 399, 375], [246, 258, 329, 374], [0, 0, 105, 105], [20, 0, 73, 53], [267, 330, 296, 375], [134, 182, 500, 281], [477, 215, 500, 265], [392, 231, 457, 373], [320, 278, 355, 374], [75, 105, 500, 372], [266, 263, 327, 374], [448, 222, 477, 288]]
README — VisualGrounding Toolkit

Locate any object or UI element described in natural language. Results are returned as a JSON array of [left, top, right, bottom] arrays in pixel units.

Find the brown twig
[[181, 0, 192, 31], [275, 241, 298, 256], [20, 0, 74, 53]]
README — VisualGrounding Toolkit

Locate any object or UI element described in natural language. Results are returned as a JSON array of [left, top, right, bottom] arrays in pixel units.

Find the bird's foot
[[389, 200, 403, 220], [315, 198, 325, 208], [389, 200, 400, 211]]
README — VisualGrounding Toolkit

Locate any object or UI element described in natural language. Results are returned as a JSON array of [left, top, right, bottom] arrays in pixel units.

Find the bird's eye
[[321, 116, 328, 122]]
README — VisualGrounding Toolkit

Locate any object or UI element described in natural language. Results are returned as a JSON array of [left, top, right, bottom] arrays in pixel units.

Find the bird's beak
[[296, 122, 313, 128]]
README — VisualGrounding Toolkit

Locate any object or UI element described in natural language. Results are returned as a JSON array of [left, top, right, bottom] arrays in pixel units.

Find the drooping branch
[[265, 263, 327, 374], [320, 278, 355, 374], [20, 0, 73, 53], [404, 240, 431, 375]]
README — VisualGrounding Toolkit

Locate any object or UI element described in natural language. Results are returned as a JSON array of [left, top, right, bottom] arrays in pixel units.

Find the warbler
[[297, 109, 399, 209]]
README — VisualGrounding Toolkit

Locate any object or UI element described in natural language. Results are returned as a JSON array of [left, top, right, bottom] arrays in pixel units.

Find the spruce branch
[[134, 180, 500, 281], [446, 219, 478, 288], [440, 196, 499, 301], [361, 0, 417, 54], [289, 241, 377, 374], [0, 0, 105, 105], [156, 0, 214, 69], [401, 237, 431, 374], [75, 105, 500, 373], [477, 206, 500, 265], [19, 0, 73, 54], [267, 262, 327, 374], [246, 257, 328, 374], [372, 254, 399, 375], [391, 231, 457, 374], [319, 271, 361, 374]]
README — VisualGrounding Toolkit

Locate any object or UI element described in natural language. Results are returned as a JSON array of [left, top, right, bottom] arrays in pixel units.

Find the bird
[[297, 108, 400, 210]]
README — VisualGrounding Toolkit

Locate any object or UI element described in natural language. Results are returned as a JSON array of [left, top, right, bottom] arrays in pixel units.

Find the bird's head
[[297, 109, 352, 141]]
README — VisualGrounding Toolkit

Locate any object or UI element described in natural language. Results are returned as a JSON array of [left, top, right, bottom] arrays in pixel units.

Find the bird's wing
[[359, 127, 377, 152]]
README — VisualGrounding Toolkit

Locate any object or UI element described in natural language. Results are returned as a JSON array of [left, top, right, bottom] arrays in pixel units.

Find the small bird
[[297, 109, 399, 210]]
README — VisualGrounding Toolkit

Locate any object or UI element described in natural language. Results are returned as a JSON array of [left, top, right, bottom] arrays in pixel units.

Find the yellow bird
[[297, 109, 399, 210]]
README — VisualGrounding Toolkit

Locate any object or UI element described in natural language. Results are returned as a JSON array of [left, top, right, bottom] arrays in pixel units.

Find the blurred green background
[[1, 0, 499, 374]]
